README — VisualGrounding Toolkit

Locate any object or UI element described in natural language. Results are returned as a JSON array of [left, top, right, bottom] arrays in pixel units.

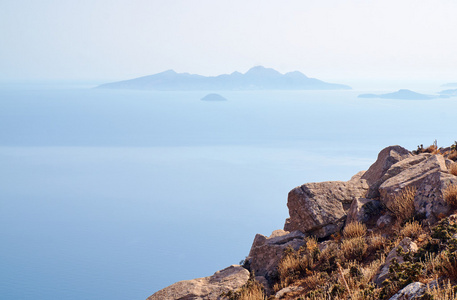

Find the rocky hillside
[[147, 144, 457, 300]]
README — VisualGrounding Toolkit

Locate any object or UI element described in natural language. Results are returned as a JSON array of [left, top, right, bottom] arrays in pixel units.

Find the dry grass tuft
[[343, 222, 367, 239], [305, 236, 318, 253], [368, 233, 386, 252], [444, 184, 457, 207], [438, 251, 457, 280], [400, 221, 422, 239], [238, 280, 265, 300], [450, 163, 457, 176], [425, 280, 456, 300], [341, 237, 368, 261], [389, 186, 416, 223]]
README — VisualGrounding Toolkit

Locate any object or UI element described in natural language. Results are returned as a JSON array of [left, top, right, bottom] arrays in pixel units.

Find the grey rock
[[146, 265, 249, 300], [445, 159, 455, 170], [388, 282, 426, 300], [284, 171, 368, 238], [379, 155, 457, 222], [375, 238, 418, 286], [376, 214, 393, 229], [415, 172, 457, 222], [347, 198, 382, 224], [247, 230, 306, 278], [362, 146, 412, 198], [275, 286, 304, 299]]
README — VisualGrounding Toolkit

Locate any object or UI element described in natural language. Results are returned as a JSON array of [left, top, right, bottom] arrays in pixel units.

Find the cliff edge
[[146, 143, 457, 300]]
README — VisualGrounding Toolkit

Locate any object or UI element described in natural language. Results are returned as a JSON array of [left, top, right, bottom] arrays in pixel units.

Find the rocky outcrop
[[284, 171, 369, 238], [379, 154, 457, 222], [146, 265, 249, 300], [375, 238, 418, 286], [388, 282, 425, 300], [361, 145, 412, 198], [146, 145, 457, 299], [247, 230, 306, 278]]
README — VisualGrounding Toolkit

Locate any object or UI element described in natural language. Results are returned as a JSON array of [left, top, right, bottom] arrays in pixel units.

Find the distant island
[[97, 66, 351, 91], [201, 93, 227, 101], [439, 88, 457, 96], [358, 89, 446, 100]]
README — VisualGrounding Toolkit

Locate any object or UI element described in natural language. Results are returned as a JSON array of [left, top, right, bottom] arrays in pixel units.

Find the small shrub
[[316, 241, 341, 273], [341, 237, 368, 261], [238, 280, 265, 300], [400, 221, 422, 239], [388, 186, 416, 224], [343, 221, 367, 239], [450, 163, 457, 176], [368, 233, 386, 252], [380, 258, 424, 299], [444, 184, 457, 207]]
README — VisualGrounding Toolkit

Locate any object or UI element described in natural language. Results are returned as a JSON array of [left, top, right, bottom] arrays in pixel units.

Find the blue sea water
[[0, 83, 456, 299]]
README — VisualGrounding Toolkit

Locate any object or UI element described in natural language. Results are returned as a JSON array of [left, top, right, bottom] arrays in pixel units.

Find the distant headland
[[97, 66, 352, 91], [358, 89, 448, 100]]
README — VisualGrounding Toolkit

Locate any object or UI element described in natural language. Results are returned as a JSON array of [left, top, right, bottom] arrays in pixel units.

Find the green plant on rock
[[380, 258, 424, 299]]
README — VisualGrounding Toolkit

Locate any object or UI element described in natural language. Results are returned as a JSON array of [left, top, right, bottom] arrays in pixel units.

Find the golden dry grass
[[343, 221, 367, 239], [400, 221, 422, 239], [305, 236, 318, 253], [425, 280, 457, 300], [444, 184, 457, 207], [389, 186, 416, 223], [368, 233, 386, 252], [341, 237, 367, 261], [438, 251, 457, 280], [238, 281, 265, 300]]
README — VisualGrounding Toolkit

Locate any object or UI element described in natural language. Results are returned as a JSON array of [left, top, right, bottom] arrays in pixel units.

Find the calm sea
[[0, 83, 455, 299]]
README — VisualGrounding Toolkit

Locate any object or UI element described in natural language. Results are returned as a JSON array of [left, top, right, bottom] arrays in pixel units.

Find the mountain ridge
[[97, 66, 351, 91]]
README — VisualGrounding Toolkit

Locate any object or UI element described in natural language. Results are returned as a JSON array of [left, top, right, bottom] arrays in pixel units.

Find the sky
[[1, 0, 457, 82]]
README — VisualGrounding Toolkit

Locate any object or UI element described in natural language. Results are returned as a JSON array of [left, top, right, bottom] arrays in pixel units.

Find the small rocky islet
[[147, 143, 457, 300]]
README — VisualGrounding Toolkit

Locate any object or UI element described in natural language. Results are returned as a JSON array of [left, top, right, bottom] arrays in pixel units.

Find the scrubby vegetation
[[237, 216, 457, 300], [228, 215, 457, 299]]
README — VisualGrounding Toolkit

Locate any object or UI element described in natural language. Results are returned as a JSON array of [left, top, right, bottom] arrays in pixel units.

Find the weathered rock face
[[388, 282, 425, 300], [347, 198, 382, 224], [378, 154, 457, 222], [375, 238, 418, 286], [284, 171, 369, 238], [247, 230, 306, 278], [361, 145, 412, 198], [146, 265, 249, 300]]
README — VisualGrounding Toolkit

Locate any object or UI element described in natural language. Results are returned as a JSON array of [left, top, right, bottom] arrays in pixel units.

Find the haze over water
[[2, 1, 457, 299], [1, 82, 456, 299]]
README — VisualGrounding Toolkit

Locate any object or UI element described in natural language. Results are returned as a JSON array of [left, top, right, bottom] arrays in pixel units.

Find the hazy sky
[[1, 0, 457, 81]]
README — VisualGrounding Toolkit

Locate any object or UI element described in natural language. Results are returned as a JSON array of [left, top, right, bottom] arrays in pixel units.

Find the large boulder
[[415, 171, 457, 221], [284, 171, 369, 238], [247, 230, 306, 278], [378, 154, 457, 222], [146, 265, 249, 300], [361, 146, 412, 198]]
